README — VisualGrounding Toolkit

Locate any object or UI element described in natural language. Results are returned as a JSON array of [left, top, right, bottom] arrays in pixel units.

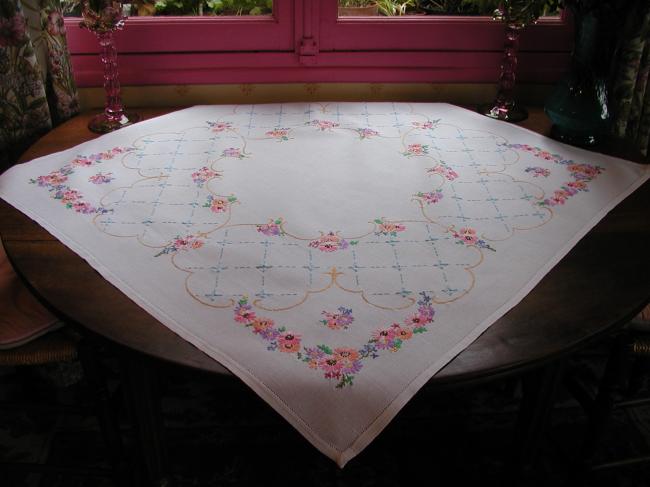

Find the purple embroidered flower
[[416, 189, 443, 205], [89, 172, 114, 184], [71, 147, 131, 167], [321, 307, 354, 330], [257, 218, 284, 236]]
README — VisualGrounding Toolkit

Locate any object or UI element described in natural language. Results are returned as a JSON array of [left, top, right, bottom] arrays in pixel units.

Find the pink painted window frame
[[66, 0, 573, 87]]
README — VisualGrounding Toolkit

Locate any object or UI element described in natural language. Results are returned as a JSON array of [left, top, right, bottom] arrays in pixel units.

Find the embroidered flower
[[403, 143, 429, 157], [71, 147, 130, 167], [451, 227, 496, 252], [307, 120, 339, 131], [567, 163, 602, 180], [89, 172, 114, 184], [374, 218, 406, 237], [356, 128, 379, 139], [191, 167, 220, 187], [221, 147, 246, 159], [231, 293, 434, 388], [257, 218, 284, 237], [207, 121, 232, 132], [333, 348, 362, 374], [416, 189, 443, 205], [234, 299, 257, 324], [412, 120, 438, 129], [278, 332, 301, 353], [308, 232, 349, 252], [31, 169, 70, 187], [155, 234, 204, 257], [320, 307, 354, 330], [265, 128, 291, 141], [427, 164, 459, 181], [204, 194, 236, 213], [525, 166, 551, 178]]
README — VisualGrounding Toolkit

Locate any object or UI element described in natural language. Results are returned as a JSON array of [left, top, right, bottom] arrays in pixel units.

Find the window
[[65, 0, 572, 87]]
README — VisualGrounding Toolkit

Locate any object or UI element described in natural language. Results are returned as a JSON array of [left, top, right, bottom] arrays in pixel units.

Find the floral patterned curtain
[[0, 0, 79, 171], [610, 1, 650, 158]]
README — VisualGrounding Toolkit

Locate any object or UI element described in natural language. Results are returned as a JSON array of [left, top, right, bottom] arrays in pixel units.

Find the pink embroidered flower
[[207, 121, 232, 132], [412, 121, 435, 129], [320, 307, 354, 330], [191, 167, 220, 187], [356, 128, 379, 139], [416, 189, 443, 205], [61, 189, 81, 205], [391, 324, 413, 341], [372, 327, 397, 350], [567, 180, 588, 191], [34, 171, 68, 187], [550, 190, 568, 205], [252, 318, 275, 334], [427, 165, 459, 181], [404, 313, 427, 328], [71, 157, 93, 167], [333, 348, 362, 374], [403, 143, 429, 157], [318, 355, 344, 378], [234, 303, 256, 324], [265, 128, 291, 141], [308, 120, 339, 131], [89, 172, 114, 184], [257, 219, 283, 237], [71, 201, 92, 213], [155, 234, 204, 257], [222, 147, 245, 159], [567, 163, 602, 179], [525, 166, 551, 178], [278, 332, 301, 353], [454, 227, 478, 245], [46, 11, 66, 36], [308, 232, 349, 252], [204, 195, 236, 213], [374, 219, 406, 237]]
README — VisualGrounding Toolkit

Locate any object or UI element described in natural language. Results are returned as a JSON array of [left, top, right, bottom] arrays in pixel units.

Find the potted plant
[[338, 0, 380, 16]]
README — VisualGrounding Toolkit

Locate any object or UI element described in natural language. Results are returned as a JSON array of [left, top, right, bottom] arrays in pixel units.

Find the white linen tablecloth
[[1, 103, 647, 466]]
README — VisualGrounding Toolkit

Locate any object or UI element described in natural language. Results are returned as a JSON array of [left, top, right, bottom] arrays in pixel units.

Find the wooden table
[[2, 107, 649, 482]]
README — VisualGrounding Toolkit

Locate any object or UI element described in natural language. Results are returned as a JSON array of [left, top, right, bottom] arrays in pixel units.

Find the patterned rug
[[0, 342, 649, 487]]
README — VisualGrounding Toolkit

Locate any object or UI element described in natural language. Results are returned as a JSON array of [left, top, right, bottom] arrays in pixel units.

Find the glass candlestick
[[480, 23, 528, 122], [81, 1, 139, 134], [479, 0, 546, 123]]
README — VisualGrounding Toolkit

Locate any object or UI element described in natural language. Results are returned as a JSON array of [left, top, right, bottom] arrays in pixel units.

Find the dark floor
[[0, 342, 649, 487]]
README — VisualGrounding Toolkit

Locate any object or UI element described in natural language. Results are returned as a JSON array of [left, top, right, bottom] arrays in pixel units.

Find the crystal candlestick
[[480, 23, 528, 122], [82, 1, 139, 133]]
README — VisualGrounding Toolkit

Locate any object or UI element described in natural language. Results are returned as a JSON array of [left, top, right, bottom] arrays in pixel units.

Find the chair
[[564, 305, 650, 477], [0, 241, 129, 485]]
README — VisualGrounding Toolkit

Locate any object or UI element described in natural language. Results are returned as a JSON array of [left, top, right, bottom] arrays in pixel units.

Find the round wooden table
[[2, 108, 649, 483], [1, 108, 649, 386]]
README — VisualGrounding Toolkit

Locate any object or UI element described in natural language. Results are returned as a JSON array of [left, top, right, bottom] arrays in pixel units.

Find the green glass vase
[[545, 9, 610, 147]]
